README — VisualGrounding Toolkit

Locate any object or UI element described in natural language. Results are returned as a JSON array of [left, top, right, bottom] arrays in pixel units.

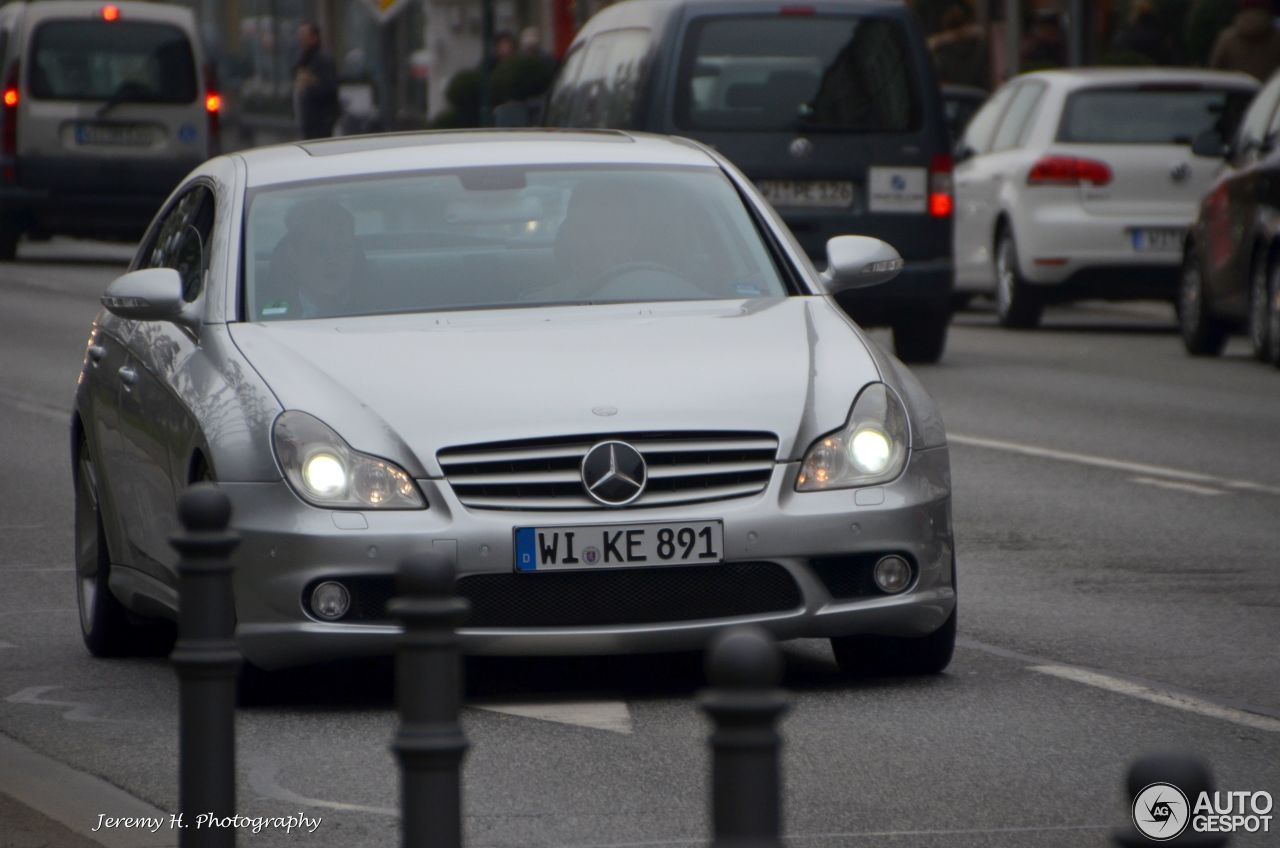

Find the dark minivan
[[544, 0, 955, 362]]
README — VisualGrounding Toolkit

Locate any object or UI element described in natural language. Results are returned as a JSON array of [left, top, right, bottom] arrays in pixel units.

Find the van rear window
[[1056, 87, 1253, 145], [675, 15, 920, 133], [30, 21, 196, 103]]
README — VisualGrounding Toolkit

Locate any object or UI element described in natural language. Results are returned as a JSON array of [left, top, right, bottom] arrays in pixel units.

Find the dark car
[[1181, 69, 1280, 367], [941, 83, 987, 143], [543, 0, 956, 363]]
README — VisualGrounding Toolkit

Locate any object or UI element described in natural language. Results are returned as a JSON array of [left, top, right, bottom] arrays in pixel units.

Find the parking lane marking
[[0, 387, 71, 423], [1031, 665, 1280, 734], [524, 823, 1110, 848], [1130, 476, 1226, 496], [0, 641, 15, 649], [245, 753, 396, 816], [4, 686, 123, 724], [950, 433, 1280, 496], [471, 699, 633, 734]]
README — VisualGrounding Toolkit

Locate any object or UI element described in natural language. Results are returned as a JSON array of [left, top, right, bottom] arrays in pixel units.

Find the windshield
[[675, 15, 920, 133], [242, 166, 789, 321], [1056, 87, 1253, 145], [30, 21, 197, 104]]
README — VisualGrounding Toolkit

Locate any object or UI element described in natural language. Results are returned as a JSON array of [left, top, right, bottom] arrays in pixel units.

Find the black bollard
[[701, 626, 789, 848], [169, 483, 241, 848], [1114, 752, 1227, 847], [388, 553, 471, 848]]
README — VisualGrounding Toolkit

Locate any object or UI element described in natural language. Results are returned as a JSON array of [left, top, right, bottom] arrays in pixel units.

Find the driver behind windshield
[[261, 198, 367, 319]]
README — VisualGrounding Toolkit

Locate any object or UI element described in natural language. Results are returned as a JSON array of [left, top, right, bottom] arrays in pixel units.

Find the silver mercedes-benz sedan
[[72, 130, 956, 675]]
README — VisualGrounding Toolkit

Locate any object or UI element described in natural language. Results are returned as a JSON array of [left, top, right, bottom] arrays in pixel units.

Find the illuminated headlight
[[272, 411, 425, 509], [796, 383, 909, 491]]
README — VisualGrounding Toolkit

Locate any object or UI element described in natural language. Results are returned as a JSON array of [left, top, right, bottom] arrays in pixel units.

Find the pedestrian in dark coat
[[1210, 0, 1280, 81], [293, 21, 340, 140]]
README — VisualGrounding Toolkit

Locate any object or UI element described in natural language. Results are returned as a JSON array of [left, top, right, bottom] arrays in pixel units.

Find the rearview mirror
[[1191, 130, 1228, 159], [101, 268, 187, 322], [820, 236, 903, 293]]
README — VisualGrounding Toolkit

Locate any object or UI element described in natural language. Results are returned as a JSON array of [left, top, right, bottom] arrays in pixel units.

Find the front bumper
[[225, 445, 954, 669]]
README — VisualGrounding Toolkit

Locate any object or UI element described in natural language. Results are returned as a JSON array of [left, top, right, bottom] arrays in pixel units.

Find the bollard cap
[[177, 483, 232, 533], [706, 626, 783, 689], [397, 552, 457, 598]]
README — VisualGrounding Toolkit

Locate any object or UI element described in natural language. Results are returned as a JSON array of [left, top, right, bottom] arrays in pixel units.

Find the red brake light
[[779, 6, 816, 15], [1027, 155, 1112, 187], [102, 5, 121, 22], [2, 62, 18, 163], [205, 93, 222, 113], [2, 89, 16, 108], [928, 153, 953, 217]]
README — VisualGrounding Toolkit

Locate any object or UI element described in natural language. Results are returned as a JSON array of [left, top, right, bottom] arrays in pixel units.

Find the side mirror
[[954, 143, 976, 164], [820, 236, 903, 293], [1191, 130, 1228, 159], [101, 268, 187, 322]]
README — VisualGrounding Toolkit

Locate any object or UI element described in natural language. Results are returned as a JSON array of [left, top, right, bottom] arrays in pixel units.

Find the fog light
[[310, 581, 350, 620], [873, 555, 912, 594]]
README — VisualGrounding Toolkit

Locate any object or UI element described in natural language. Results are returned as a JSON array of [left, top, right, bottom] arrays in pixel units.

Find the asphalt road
[[1, 243, 1278, 848]]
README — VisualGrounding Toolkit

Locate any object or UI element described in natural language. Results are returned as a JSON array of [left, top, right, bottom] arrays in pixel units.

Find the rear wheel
[[1179, 248, 1228, 357], [891, 309, 950, 364], [994, 229, 1043, 329], [831, 608, 957, 677], [75, 439, 136, 656], [1249, 256, 1271, 361]]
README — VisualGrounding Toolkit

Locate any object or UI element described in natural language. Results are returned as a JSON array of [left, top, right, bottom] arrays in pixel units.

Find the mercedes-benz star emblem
[[789, 137, 813, 159], [581, 441, 647, 507]]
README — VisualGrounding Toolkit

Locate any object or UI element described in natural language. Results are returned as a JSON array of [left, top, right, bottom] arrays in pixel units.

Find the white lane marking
[[1031, 665, 1280, 734], [4, 686, 123, 724], [0, 608, 78, 615], [0, 641, 15, 649], [0, 732, 176, 848], [0, 388, 70, 423], [0, 567, 73, 573], [1130, 476, 1226, 496], [535, 824, 1109, 848], [950, 433, 1280, 496], [471, 699, 633, 735], [245, 753, 396, 816]]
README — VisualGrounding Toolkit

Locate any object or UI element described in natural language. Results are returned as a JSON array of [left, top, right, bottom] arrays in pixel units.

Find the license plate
[[1131, 228, 1183, 252], [514, 520, 724, 572], [757, 180, 855, 209], [74, 123, 153, 147]]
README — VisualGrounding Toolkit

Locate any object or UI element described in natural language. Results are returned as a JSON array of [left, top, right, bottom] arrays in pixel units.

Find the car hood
[[228, 298, 880, 477]]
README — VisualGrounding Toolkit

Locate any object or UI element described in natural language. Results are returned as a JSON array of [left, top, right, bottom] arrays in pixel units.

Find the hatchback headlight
[[272, 411, 425, 509], [796, 382, 909, 491]]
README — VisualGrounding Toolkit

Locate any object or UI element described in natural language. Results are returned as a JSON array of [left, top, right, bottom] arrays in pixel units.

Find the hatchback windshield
[[675, 16, 920, 133], [30, 21, 197, 103], [243, 166, 788, 321], [1057, 87, 1253, 145]]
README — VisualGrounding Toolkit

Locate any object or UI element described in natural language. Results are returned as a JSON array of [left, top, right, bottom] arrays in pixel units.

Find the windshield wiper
[[96, 83, 153, 118]]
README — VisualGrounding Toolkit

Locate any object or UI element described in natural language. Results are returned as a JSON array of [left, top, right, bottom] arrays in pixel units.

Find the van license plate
[[1131, 228, 1182, 252], [74, 123, 153, 147], [514, 521, 724, 572], [757, 180, 855, 209]]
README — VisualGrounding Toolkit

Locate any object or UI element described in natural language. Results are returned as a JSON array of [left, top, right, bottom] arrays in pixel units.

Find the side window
[[991, 82, 1044, 152], [1236, 76, 1280, 156], [961, 85, 1016, 156], [600, 30, 650, 128], [141, 185, 216, 303], [545, 45, 587, 127]]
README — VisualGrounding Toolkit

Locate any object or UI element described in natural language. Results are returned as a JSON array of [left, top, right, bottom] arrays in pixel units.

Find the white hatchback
[[953, 68, 1257, 328]]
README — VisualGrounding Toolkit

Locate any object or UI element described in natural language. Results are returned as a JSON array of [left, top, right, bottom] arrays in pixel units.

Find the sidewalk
[[0, 790, 102, 848]]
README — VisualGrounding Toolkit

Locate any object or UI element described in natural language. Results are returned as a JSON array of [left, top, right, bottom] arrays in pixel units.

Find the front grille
[[458, 562, 801, 627], [438, 431, 778, 511]]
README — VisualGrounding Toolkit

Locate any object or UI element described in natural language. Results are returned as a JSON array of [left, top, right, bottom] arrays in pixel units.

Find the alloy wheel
[[74, 452, 101, 635]]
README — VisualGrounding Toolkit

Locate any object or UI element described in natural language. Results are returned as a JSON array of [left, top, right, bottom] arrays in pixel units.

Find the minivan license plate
[[74, 123, 153, 147], [514, 520, 723, 572], [1131, 228, 1182, 252], [757, 180, 854, 209]]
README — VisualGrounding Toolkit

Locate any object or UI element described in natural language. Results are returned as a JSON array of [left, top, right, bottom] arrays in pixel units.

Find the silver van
[[0, 1, 217, 259], [544, 0, 956, 363]]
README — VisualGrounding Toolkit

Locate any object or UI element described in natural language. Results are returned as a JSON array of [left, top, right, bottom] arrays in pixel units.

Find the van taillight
[[929, 153, 953, 217], [203, 63, 221, 155], [2, 62, 18, 168], [1027, 155, 1112, 187]]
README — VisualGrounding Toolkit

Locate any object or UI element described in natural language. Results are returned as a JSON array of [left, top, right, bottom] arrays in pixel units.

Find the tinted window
[[142, 186, 215, 303], [243, 167, 788, 321], [991, 82, 1044, 151], [30, 21, 196, 103], [960, 84, 1016, 155], [545, 46, 587, 126], [675, 16, 920, 133], [565, 29, 650, 128], [1057, 87, 1253, 145]]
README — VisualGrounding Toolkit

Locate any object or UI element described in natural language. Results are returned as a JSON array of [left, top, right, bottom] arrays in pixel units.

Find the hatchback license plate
[[74, 123, 153, 147], [1131, 227, 1182, 252], [757, 180, 855, 209], [515, 520, 724, 572]]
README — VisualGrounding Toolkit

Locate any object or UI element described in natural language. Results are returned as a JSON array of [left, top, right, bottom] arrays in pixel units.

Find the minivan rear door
[[664, 8, 948, 264]]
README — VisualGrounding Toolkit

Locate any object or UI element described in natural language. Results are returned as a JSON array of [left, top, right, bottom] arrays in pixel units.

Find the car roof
[[16, 0, 196, 27], [1020, 67, 1259, 91], [234, 130, 722, 188], [578, 0, 908, 38]]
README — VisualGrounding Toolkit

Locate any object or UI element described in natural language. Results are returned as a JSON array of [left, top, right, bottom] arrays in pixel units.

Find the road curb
[[0, 731, 175, 848]]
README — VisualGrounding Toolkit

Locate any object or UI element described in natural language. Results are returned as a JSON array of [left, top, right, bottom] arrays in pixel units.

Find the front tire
[[994, 229, 1043, 329], [75, 440, 136, 656], [892, 309, 950, 364], [831, 609, 957, 677], [1179, 248, 1228, 357]]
